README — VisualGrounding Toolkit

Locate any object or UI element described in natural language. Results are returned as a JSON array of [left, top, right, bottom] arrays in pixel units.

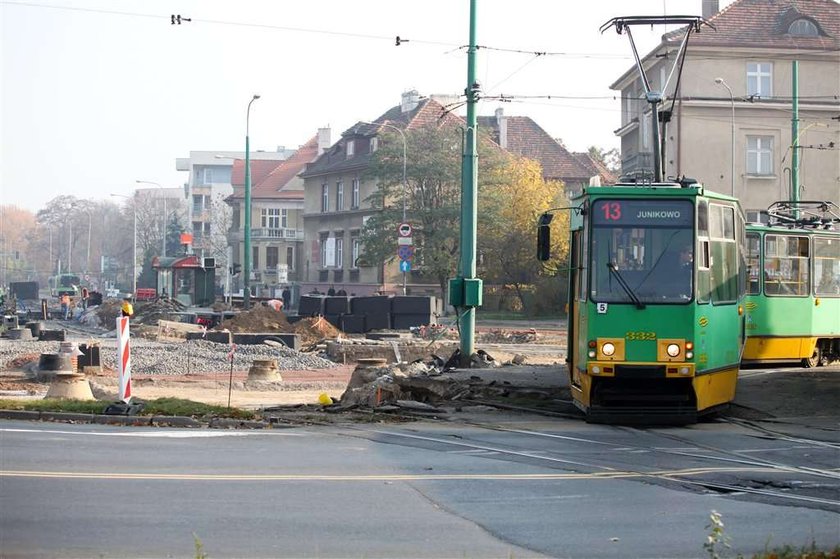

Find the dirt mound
[[214, 305, 294, 333], [293, 317, 343, 345], [92, 300, 122, 328]]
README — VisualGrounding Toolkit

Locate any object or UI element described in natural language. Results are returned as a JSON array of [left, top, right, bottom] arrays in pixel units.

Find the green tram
[[743, 201, 840, 367], [539, 179, 747, 421]]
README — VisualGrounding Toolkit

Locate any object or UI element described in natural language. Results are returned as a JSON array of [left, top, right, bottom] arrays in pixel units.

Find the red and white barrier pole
[[116, 316, 132, 403]]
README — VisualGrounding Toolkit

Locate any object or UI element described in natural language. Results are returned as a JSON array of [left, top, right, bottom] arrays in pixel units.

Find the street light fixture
[[136, 180, 167, 258], [359, 120, 408, 295], [110, 193, 137, 297], [244, 94, 260, 310], [714, 77, 736, 197]]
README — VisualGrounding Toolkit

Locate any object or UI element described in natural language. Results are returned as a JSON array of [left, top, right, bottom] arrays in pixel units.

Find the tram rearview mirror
[[537, 213, 553, 261]]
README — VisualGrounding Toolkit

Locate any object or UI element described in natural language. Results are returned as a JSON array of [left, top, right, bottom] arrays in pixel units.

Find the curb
[[0, 410, 271, 429]]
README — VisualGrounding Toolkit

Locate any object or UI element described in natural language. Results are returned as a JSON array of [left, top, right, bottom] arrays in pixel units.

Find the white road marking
[[0, 427, 302, 438]]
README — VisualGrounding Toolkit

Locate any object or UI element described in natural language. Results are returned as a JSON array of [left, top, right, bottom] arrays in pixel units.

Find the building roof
[[231, 159, 281, 188], [664, 0, 840, 50], [612, 0, 839, 89], [229, 136, 321, 201], [300, 98, 463, 179], [477, 113, 600, 185], [572, 152, 619, 185]]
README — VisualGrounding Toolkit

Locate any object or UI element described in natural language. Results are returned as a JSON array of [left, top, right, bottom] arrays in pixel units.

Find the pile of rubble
[[337, 350, 541, 412]]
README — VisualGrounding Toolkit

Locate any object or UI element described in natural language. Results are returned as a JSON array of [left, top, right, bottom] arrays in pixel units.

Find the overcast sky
[[1, 0, 733, 212]]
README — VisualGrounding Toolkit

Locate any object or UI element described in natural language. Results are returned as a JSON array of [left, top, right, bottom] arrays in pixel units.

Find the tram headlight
[[601, 342, 616, 357], [666, 343, 681, 358], [686, 351, 694, 359], [588, 349, 596, 358]]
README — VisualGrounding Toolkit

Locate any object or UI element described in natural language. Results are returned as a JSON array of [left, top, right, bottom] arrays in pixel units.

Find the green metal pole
[[791, 61, 800, 217], [458, 0, 479, 362], [244, 94, 260, 310]]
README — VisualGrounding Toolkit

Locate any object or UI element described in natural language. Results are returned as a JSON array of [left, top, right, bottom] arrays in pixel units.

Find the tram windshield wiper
[[607, 262, 646, 309]]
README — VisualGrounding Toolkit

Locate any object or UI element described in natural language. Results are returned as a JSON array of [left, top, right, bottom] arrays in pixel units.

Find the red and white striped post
[[116, 316, 132, 403]]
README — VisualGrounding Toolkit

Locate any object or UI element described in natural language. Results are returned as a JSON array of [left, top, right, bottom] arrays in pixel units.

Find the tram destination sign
[[592, 199, 693, 227]]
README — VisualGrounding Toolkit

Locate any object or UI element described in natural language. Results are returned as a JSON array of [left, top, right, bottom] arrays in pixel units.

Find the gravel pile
[[101, 339, 338, 375], [0, 338, 337, 376]]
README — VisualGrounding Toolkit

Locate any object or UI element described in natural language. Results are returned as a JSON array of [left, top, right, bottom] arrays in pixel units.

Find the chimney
[[496, 108, 508, 149], [702, 0, 719, 20], [317, 127, 331, 155], [401, 89, 420, 113]]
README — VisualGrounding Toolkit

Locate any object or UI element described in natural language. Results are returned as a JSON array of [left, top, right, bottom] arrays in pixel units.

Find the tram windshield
[[590, 199, 694, 304]]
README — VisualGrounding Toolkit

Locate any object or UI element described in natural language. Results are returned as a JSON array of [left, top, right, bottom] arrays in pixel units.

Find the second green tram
[[540, 179, 747, 421], [743, 201, 840, 367]]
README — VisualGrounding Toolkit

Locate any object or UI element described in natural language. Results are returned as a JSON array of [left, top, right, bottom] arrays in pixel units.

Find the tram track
[[340, 413, 840, 510]]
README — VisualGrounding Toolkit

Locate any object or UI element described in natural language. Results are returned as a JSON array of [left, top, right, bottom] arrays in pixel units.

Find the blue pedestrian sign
[[399, 260, 411, 272]]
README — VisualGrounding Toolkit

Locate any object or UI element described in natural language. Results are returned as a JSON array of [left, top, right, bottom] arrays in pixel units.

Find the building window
[[203, 222, 211, 235], [746, 136, 773, 176], [252, 247, 260, 271], [346, 140, 354, 158], [747, 62, 772, 98], [351, 178, 360, 209], [231, 205, 240, 229], [266, 247, 279, 268], [336, 181, 344, 211], [286, 246, 295, 270], [203, 168, 213, 185], [335, 236, 344, 269], [281, 209, 288, 228], [321, 183, 329, 212], [192, 194, 203, 214], [370, 137, 379, 152], [319, 233, 329, 268], [261, 208, 281, 229], [352, 237, 361, 268], [789, 19, 819, 36]]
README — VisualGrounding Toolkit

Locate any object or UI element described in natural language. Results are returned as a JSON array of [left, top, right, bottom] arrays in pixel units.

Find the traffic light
[[231, 263, 242, 277]]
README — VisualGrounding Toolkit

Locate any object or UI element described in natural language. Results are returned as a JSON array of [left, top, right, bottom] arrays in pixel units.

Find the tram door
[[568, 229, 586, 388]]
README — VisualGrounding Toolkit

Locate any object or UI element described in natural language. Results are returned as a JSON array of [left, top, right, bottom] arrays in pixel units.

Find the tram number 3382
[[625, 331, 657, 341]]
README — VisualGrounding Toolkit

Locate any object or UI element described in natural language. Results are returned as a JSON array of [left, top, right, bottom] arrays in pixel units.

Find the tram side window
[[710, 205, 738, 304], [814, 237, 840, 296], [764, 234, 809, 296], [746, 232, 761, 294]]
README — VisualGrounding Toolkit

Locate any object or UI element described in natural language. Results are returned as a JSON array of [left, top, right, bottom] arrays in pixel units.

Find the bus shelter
[[151, 255, 216, 307]]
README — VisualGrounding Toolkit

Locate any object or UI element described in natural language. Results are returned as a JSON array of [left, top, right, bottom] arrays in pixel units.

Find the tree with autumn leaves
[[361, 122, 569, 313], [479, 157, 569, 313]]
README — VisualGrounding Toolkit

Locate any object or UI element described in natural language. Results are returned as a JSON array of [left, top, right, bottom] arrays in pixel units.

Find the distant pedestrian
[[327, 285, 336, 296], [336, 288, 347, 296], [81, 287, 89, 310], [60, 293, 71, 320], [281, 287, 291, 309]]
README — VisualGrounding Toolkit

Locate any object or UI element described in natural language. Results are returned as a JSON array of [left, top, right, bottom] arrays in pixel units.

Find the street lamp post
[[136, 180, 166, 258], [360, 120, 407, 295], [244, 94, 260, 310], [714, 78, 736, 197], [111, 194, 137, 297]]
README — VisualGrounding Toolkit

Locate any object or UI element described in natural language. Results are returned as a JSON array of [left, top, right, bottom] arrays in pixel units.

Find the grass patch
[[0, 397, 256, 420]]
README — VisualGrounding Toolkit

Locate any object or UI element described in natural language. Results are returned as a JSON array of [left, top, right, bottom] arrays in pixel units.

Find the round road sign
[[398, 222, 412, 237]]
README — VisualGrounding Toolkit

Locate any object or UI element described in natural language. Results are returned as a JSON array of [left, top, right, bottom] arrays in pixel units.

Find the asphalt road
[[2, 366, 838, 559]]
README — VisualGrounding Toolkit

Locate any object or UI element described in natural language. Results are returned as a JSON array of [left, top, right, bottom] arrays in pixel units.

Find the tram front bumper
[[587, 362, 695, 378]]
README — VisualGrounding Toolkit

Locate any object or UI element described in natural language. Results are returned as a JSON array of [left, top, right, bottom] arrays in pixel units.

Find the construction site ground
[[0, 304, 569, 411], [3, 302, 835, 424]]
